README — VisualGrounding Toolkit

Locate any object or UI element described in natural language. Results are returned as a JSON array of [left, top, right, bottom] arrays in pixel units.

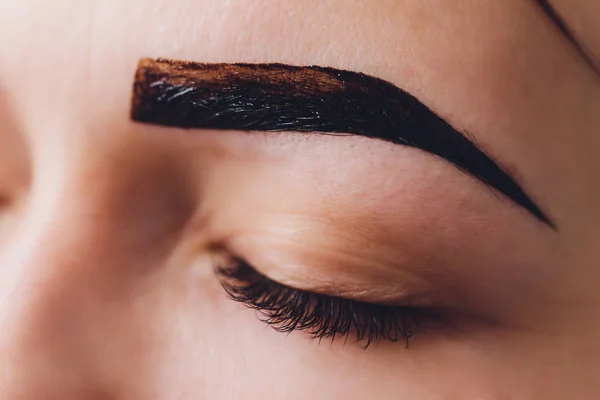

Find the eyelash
[[216, 259, 429, 348]]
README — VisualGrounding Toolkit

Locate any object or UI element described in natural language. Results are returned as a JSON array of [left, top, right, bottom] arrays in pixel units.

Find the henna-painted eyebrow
[[131, 58, 553, 227]]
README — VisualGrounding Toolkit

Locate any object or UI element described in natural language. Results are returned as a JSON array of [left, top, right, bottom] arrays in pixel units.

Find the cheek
[[131, 278, 527, 400]]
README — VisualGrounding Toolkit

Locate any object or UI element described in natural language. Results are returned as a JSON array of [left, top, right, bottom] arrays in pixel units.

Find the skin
[[0, 0, 599, 398]]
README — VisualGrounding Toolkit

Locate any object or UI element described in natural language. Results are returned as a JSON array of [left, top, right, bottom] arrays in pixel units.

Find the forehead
[[0, 0, 576, 94]]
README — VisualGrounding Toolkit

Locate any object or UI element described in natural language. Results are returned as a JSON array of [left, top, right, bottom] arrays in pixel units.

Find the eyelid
[[221, 241, 450, 309]]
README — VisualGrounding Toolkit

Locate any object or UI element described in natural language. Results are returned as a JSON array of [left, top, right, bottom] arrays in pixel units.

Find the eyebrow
[[131, 58, 553, 227], [535, 0, 600, 76]]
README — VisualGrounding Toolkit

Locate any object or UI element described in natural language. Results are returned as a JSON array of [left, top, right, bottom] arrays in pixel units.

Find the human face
[[0, 0, 599, 398]]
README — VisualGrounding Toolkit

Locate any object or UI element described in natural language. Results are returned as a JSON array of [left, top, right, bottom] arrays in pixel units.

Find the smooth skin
[[0, 0, 599, 398]]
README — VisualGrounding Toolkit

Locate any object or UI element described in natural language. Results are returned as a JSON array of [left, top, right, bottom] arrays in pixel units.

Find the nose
[[0, 144, 195, 399]]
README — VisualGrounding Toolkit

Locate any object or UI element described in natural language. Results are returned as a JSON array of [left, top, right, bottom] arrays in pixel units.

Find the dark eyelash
[[216, 259, 426, 348]]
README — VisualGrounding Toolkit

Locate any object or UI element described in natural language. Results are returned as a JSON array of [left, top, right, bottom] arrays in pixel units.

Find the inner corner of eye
[[206, 247, 236, 270]]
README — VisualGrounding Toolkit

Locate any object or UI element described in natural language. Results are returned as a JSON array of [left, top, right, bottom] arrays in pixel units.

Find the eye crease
[[131, 58, 554, 227]]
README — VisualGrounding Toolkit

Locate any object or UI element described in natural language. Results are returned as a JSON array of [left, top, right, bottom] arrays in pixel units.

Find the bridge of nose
[[0, 136, 198, 398]]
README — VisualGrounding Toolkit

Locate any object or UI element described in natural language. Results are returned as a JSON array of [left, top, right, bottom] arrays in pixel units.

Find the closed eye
[[216, 258, 445, 348]]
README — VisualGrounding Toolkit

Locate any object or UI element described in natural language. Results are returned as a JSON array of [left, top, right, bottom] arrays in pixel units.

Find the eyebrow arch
[[535, 0, 600, 76], [131, 58, 553, 227]]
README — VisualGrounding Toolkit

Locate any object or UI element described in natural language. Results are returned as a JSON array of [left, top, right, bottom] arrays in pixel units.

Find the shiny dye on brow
[[131, 58, 553, 227]]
